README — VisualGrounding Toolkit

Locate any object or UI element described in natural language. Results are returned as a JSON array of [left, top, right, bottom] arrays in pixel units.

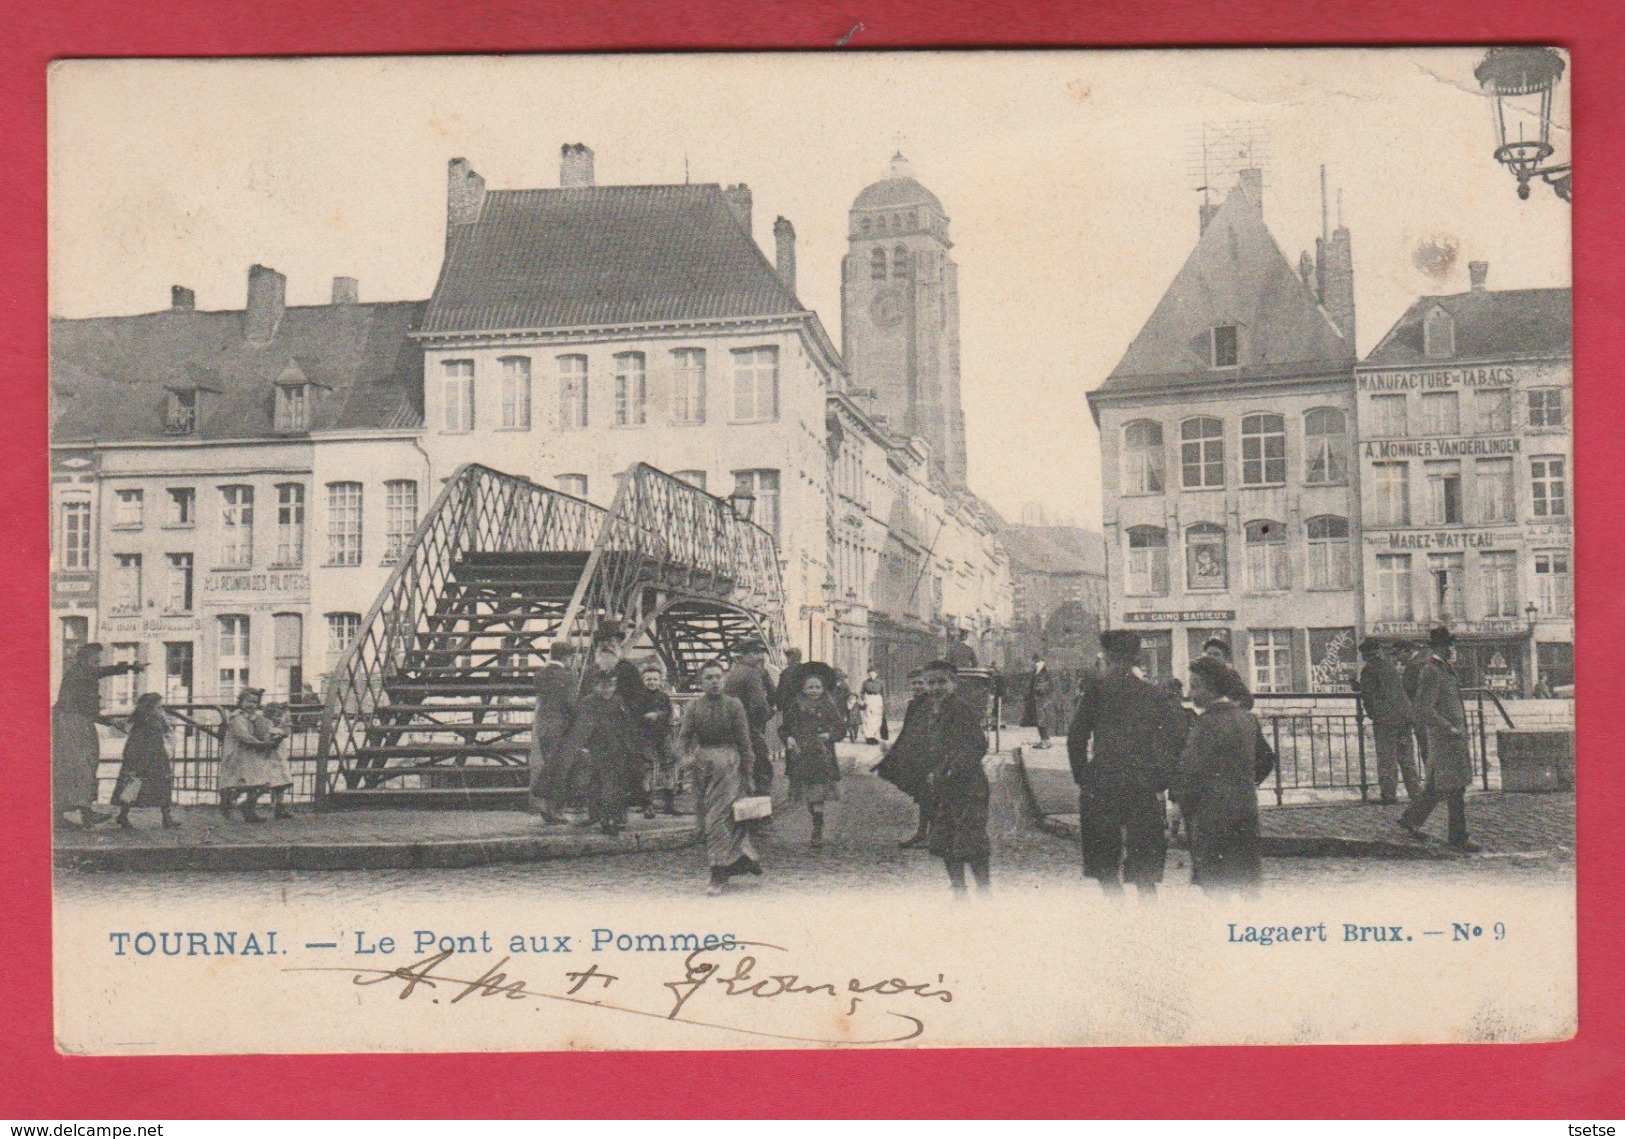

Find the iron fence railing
[[556, 463, 788, 664], [1249, 690, 1505, 804], [1004, 687, 1512, 807], [97, 701, 326, 805]]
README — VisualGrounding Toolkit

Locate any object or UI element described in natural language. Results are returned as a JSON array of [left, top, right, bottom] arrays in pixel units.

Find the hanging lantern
[[1474, 47, 1570, 202], [726, 488, 756, 522]]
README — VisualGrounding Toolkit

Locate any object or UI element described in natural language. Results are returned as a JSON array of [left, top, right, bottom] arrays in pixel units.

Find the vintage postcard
[[47, 49, 1574, 1054]]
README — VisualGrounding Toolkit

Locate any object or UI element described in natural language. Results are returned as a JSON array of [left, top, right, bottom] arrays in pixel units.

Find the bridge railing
[[314, 464, 606, 803], [557, 463, 789, 662]]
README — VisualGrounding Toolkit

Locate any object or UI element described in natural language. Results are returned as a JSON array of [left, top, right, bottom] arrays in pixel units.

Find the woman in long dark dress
[[779, 673, 848, 849], [53, 643, 143, 828], [677, 660, 761, 895], [113, 692, 179, 829], [1173, 658, 1274, 894]]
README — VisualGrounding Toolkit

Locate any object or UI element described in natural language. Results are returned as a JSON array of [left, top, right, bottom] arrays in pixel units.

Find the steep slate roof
[[1098, 183, 1353, 395], [423, 184, 804, 334], [51, 300, 426, 443], [1363, 286, 1571, 366], [997, 524, 1107, 577]]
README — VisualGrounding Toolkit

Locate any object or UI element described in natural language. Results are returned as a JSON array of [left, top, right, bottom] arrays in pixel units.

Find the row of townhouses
[[50, 146, 1013, 708], [1089, 170, 1572, 696]]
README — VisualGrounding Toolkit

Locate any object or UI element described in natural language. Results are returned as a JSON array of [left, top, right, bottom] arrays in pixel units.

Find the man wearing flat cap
[[725, 638, 775, 796], [1358, 638, 1421, 805], [1067, 629, 1191, 896], [1398, 627, 1481, 852]]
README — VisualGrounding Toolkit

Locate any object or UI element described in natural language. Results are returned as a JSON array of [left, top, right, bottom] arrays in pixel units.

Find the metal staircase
[[315, 463, 785, 810]]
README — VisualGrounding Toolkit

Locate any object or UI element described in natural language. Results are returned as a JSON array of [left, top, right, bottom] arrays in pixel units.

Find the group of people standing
[[528, 635, 681, 836], [52, 643, 297, 830], [526, 629, 918, 896], [1359, 627, 1481, 852], [1064, 629, 1276, 896]]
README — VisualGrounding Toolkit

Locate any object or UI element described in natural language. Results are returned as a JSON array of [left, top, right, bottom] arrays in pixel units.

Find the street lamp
[[726, 488, 756, 522], [1474, 47, 1570, 202], [1525, 601, 1540, 631]]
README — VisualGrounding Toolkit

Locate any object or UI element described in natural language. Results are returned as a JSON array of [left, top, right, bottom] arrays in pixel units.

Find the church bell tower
[[841, 154, 968, 488]]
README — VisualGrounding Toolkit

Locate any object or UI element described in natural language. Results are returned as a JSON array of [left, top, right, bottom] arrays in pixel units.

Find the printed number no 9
[[1493, 922, 1507, 940]]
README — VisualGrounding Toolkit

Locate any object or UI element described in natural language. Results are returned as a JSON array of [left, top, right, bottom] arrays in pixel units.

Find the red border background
[[4, 0, 1621, 1119]]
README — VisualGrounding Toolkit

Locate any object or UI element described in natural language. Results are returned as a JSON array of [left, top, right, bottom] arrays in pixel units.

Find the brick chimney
[[171, 285, 195, 313], [560, 143, 595, 188], [331, 276, 360, 304], [1316, 225, 1357, 348], [724, 184, 753, 237], [773, 216, 797, 294], [447, 157, 486, 228], [1469, 261, 1489, 292], [244, 264, 286, 345]]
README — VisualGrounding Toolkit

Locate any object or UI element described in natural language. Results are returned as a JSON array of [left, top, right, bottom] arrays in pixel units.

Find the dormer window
[[275, 382, 310, 432], [165, 389, 197, 435], [1212, 324, 1239, 368], [1423, 306, 1456, 358]]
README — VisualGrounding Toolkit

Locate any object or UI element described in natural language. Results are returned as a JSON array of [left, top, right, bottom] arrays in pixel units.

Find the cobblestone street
[[57, 741, 1574, 906]]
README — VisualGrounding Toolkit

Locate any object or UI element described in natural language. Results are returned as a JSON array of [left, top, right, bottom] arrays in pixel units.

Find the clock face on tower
[[869, 287, 906, 329]]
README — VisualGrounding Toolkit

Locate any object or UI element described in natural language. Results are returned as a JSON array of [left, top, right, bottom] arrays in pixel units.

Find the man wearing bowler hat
[[1067, 629, 1190, 896], [1398, 626, 1481, 852]]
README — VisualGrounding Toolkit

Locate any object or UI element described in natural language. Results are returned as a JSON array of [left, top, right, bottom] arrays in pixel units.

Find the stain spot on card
[[1067, 79, 1092, 102], [1412, 235, 1460, 280]]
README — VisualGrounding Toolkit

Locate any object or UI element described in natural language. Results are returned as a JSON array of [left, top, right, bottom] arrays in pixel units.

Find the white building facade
[[1089, 173, 1363, 690]]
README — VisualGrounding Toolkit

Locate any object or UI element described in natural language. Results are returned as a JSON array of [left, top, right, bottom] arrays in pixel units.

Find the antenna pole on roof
[[1320, 165, 1329, 242], [1337, 187, 1344, 229], [684, 153, 690, 184]]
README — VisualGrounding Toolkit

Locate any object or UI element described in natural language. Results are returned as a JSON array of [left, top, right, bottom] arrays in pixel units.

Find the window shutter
[[1291, 628, 1310, 692]]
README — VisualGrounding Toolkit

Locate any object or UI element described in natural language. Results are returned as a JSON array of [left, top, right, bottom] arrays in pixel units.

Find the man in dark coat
[[1068, 629, 1189, 896], [1398, 640, 1430, 766], [724, 639, 775, 795], [947, 629, 979, 670], [919, 660, 992, 892], [529, 640, 580, 822], [874, 669, 931, 847], [773, 647, 805, 713], [1023, 654, 1054, 748], [1399, 627, 1481, 852], [1358, 638, 1421, 805]]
